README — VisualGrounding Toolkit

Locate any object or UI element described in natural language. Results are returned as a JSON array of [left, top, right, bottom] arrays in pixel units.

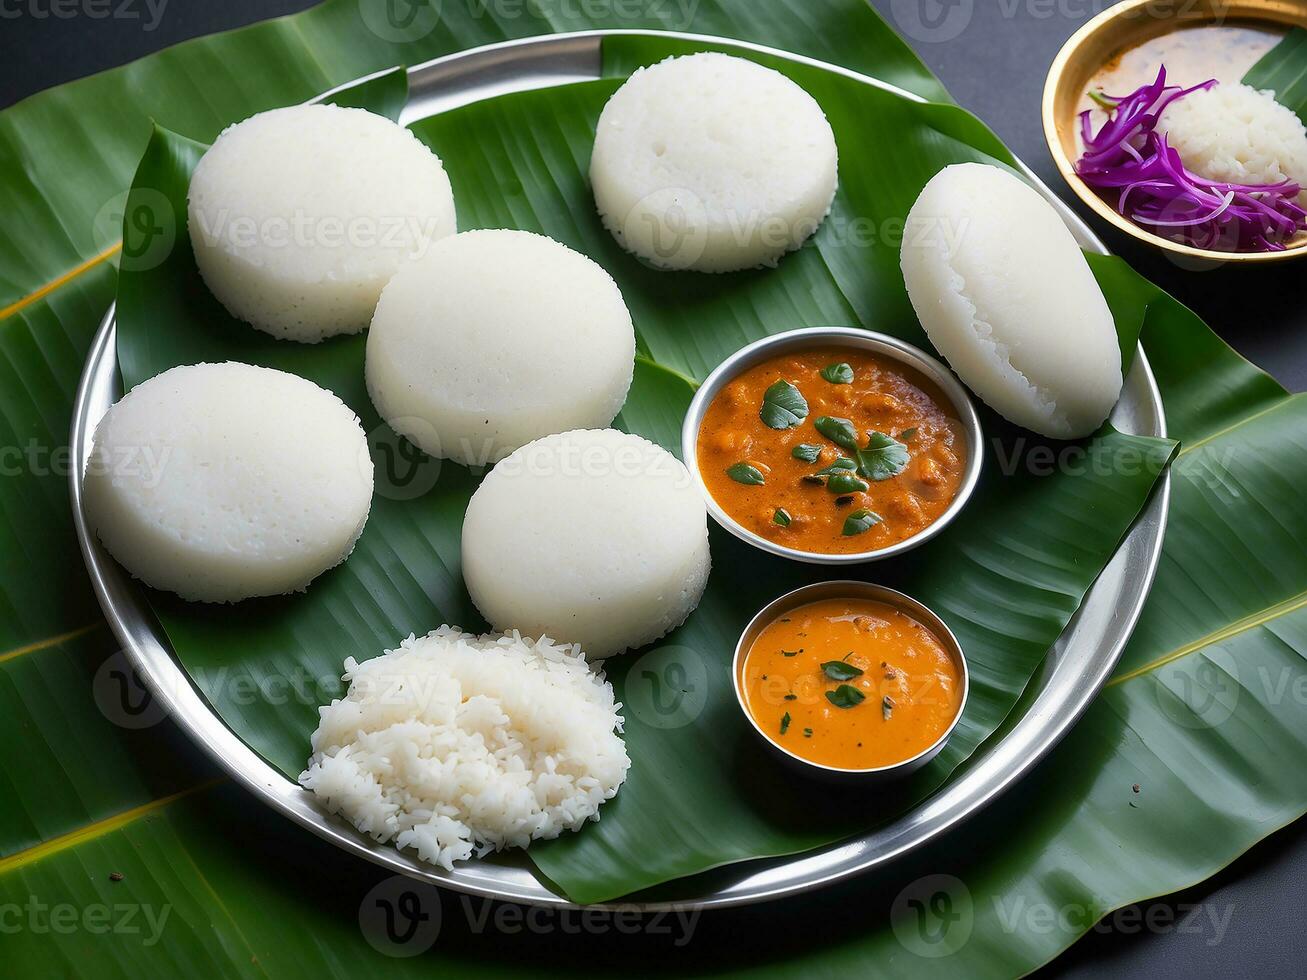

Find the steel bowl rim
[[680, 326, 984, 565], [731, 579, 970, 778], [1042, 0, 1307, 265]]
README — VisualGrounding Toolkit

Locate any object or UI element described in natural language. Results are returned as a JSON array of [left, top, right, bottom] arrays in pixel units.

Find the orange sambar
[[740, 597, 963, 770], [696, 347, 966, 555]]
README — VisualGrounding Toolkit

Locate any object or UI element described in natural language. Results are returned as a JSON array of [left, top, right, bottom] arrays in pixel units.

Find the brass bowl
[[1043, 0, 1307, 265]]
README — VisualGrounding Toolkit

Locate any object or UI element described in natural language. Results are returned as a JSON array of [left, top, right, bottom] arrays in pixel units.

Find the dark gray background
[[3, 1, 1302, 976]]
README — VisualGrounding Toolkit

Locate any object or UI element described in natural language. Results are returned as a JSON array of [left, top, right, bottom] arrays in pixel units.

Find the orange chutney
[[740, 598, 963, 770], [696, 347, 966, 554]]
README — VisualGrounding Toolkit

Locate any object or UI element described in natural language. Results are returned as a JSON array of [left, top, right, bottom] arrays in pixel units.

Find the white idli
[[188, 104, 456, 342], [461, 429, 710, 658], [1160, 82, 1307, 203], [591, 53, 838, 273], [366, 230, 635, 466], [300, 626, 629, 870], [83, 362, 373, 603], [900, 163, 1122, 439]]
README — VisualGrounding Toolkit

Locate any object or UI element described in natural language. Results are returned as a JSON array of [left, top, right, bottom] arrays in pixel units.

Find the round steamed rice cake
[[82, 362, 373, 602], [366, 230, 636, 466], [461, 429, 711, 658], [187, 104, 456, 342], [590, 52, 839, 272]]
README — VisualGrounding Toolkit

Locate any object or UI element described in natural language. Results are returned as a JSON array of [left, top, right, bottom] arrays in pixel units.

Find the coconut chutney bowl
[[681, 326, 983, 566]]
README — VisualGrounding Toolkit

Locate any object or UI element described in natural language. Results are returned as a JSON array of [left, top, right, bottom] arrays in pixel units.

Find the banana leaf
[[0, 0, 939, 927], [112, 40, 1172, 903], [0, 0, 944, 309], [1, 0, 1305, 974], [1245, 26, 1307, 122]]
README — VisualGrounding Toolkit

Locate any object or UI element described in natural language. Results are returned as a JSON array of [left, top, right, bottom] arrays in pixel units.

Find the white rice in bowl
[[299, 626, 630, 869], [1160, 82, 1307, 203]]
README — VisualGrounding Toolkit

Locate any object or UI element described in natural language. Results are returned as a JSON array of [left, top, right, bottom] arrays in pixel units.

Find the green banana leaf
[[1245, 26, 1307, 122], [1, 0, 1305, 975], [113, 40, 1171, 904], [0, 0, 944, 310], [0, 0, 936, 869]]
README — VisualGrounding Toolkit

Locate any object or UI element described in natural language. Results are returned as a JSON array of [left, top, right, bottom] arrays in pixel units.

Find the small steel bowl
[[1043, 0, 1307, 266], [681, 326, 983, 565], [733, 580, 969, 782]]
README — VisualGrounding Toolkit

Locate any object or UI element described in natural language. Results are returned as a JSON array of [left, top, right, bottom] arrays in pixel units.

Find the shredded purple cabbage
[[1076, 66, 1307, 252]]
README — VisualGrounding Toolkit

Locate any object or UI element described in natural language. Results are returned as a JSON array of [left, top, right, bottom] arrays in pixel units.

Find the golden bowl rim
[[1042, 0, 1307, 265]]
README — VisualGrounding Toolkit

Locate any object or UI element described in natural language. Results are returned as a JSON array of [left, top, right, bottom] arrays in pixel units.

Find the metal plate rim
[[69, 28, 1169, 911]]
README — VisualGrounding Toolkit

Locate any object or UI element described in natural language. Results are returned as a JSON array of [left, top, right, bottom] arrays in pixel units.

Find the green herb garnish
[[814, 415, 860, 452], [726, 462, 765, 485], [820, 362, 854, 384], [814, 457, 857, 476], [791, 443, 822, 463], [760, 380, 808, 430], [803, 728, 813, 738], [772, 508, 792, 527], [1088, 89, 1118, 110], [842, 509, 882, 536], [827, 472, 869, 495], [898, 427, 918, 442], [821, 660, 864, 681], [780, 712, 791, 735], [826, 684, 866, 709], [784, 693, 797, 701], [781, 650, 799, 658], [856, 431, 910, 481], [882, 695, 895, 721]]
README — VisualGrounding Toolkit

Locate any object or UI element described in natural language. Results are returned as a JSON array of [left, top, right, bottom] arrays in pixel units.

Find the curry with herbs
[[696, 346, 966, 554], [740, 597, 963, 770]]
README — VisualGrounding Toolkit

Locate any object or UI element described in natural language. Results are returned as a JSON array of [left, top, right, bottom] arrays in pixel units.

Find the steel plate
[[70, 30, 1169, 911]]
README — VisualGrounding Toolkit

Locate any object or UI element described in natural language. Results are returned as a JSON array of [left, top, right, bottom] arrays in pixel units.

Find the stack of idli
[[96, 91, 714, 662]]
